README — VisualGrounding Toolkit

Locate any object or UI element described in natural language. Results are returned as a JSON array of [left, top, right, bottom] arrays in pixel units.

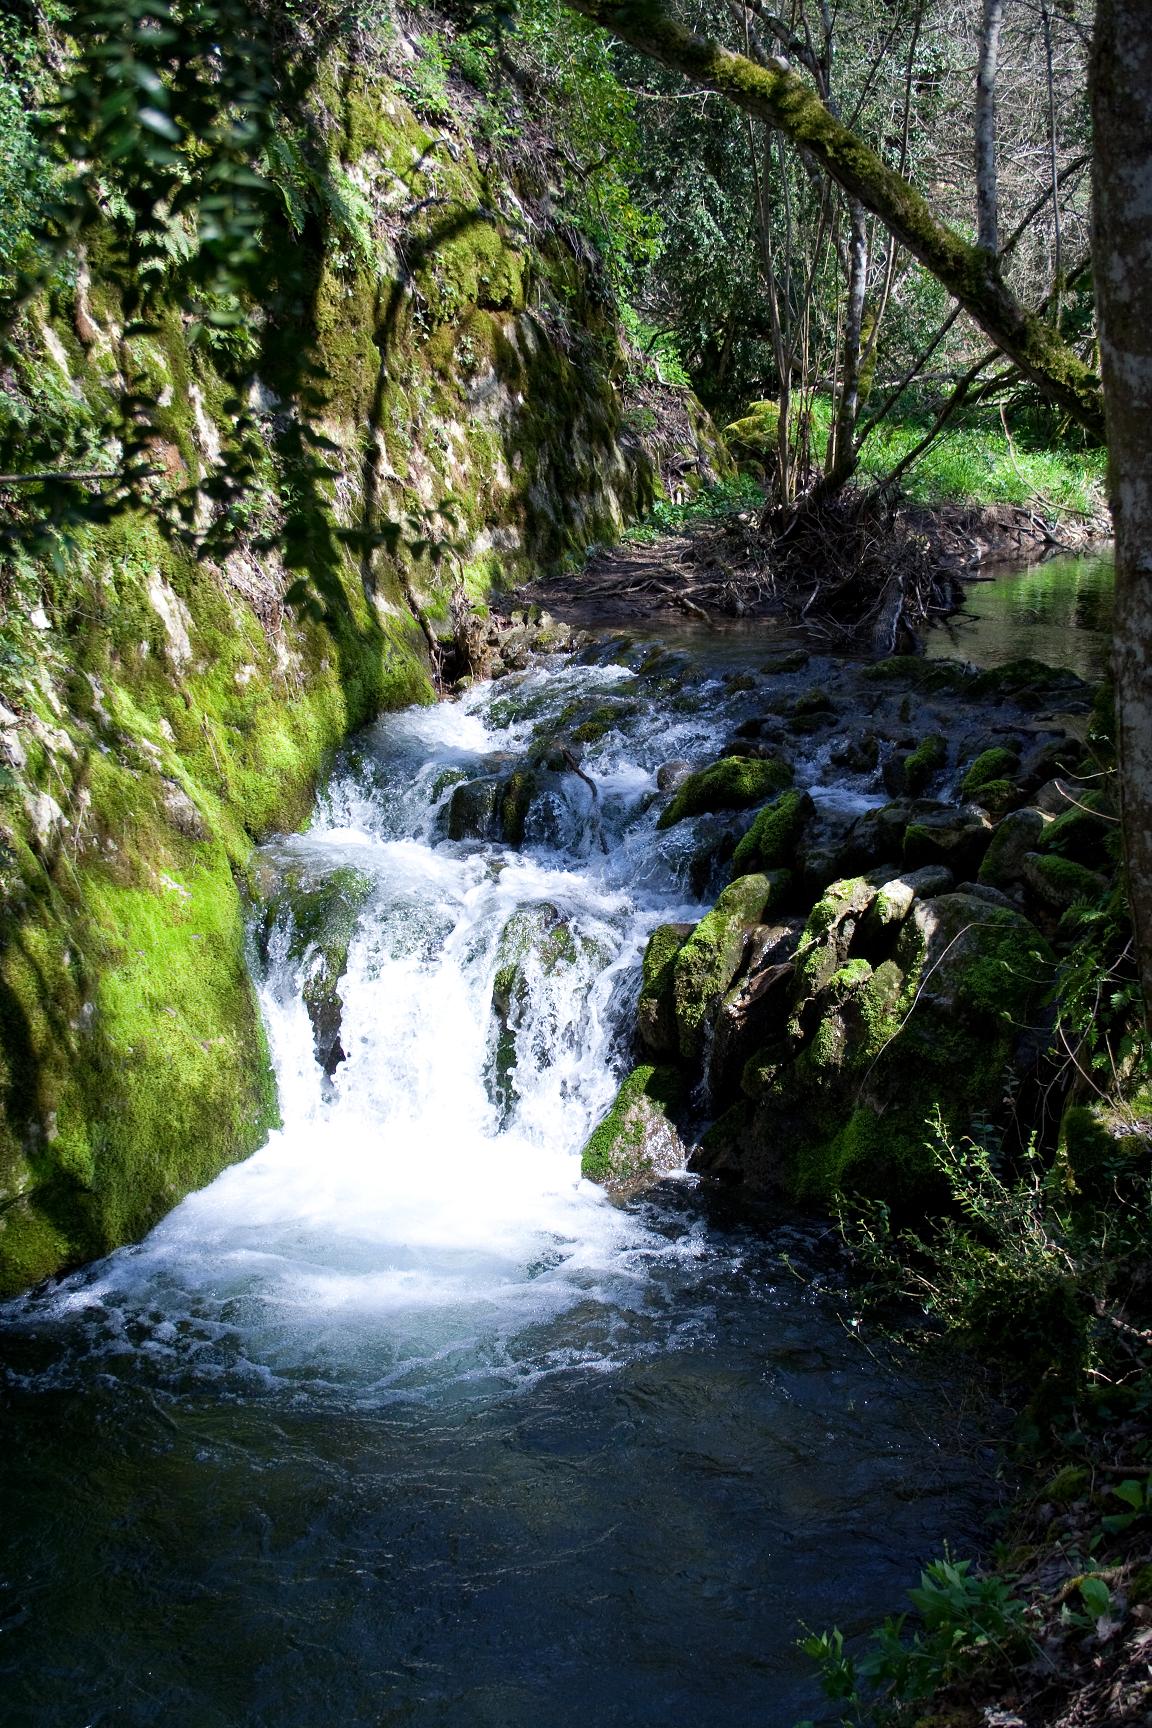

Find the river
[[3, 551, 1109, 1728]]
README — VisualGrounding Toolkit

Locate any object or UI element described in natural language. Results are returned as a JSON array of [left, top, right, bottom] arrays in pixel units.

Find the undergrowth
[[796, 869, 1152, 1728], [625, 473, 763, 542]]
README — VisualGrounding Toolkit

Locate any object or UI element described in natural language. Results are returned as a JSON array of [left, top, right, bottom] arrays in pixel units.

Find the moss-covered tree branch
[[562, 0, 1105, 439]]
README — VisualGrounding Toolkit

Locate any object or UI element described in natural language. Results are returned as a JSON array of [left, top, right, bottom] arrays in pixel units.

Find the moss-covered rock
[[636, 922, 694, 1059], [1022, 852, 1109, 909], [581, 1064, 687, 1195], [730, 788, 814, 876], [657, 753, 793, 830], [978, 806, 1051, 890], [903, 803, 993, 875], [722, 399, 781, 467], [671, 879, 779, 1062], [693, 890, 1055, 1208], [901, 732, 947, 794], [960, 746, 1021, 799], [269, 865, 375, 1076]]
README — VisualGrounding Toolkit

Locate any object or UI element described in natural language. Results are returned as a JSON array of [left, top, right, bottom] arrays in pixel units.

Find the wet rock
[[656, 753, 793, 830], [448, 775, 502, 842], [830, 733, 880, 774], [267, 866, 374, 1077], [903, 802, 993, 876], [978, 806, 1051, 890], [657, 760, 693, 793], [581, 1065, 688, 1197], [637, 923, 695, 1060]]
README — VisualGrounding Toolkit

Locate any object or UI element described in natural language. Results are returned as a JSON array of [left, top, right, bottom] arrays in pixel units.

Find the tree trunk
[[564, 0, 1104, 437], [827, 197, 868, 485], [974, 0, 1004, 255], [1093, 0, 1152, 1017]]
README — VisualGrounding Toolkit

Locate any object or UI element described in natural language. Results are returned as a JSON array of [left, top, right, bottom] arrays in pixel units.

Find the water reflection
[[926, 549, 1114, 679]]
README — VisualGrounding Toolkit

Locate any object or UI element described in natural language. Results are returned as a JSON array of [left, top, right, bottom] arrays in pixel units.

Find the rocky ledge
[[580, 647, 1115, 1205]]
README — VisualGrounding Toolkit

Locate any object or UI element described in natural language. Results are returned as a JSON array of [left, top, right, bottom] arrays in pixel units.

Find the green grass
[[812, 394, 1108, 515], [855, 415, 1107, 514]]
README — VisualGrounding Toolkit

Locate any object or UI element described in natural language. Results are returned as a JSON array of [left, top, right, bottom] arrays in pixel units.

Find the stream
[[0, 554, 1110, 1728]]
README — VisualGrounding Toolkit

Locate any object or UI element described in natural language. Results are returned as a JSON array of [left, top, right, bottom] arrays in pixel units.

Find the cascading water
[[1, 636, 993, 1728]]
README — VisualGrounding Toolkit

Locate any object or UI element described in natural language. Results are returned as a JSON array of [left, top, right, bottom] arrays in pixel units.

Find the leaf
[[1079, 1576, 1112, 1619]]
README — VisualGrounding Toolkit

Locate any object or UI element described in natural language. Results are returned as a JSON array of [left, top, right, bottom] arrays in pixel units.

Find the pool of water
[[926, 548, 1114, 679]]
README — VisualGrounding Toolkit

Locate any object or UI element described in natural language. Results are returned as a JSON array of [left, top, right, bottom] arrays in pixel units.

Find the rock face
[[0, 27, 728, 1295]]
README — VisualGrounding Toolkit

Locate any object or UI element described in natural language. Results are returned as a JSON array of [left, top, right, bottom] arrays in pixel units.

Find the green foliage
[[627, 473, 762, 542], [800, 1556, 1033, 1722], [619, 301, 691, 387], [509, 0, 659, 293]]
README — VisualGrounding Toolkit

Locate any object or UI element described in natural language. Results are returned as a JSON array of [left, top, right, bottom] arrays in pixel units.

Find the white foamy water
[[14, 649, 889, 1398]]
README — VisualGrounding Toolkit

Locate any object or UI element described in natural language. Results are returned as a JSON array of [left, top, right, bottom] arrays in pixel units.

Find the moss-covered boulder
[[581, 1064, 687, 1196], [657, 754, 793, 829], [694, 890, 1055, 1208], [672, 874, 784, 1061], [1037, 789, 1116, 872], [730, 788, 814, 876], [900, 732, 947, 795], [722, 399, 782, 468], [1022, 852, 1109, 909], [708, 918, 803, 1098], [960, 746, 1021, 800], [978, 806, 1051, 890]]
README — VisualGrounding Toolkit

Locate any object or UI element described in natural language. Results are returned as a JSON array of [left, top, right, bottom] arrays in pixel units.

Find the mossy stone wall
[[0, 46, 698, 1294]]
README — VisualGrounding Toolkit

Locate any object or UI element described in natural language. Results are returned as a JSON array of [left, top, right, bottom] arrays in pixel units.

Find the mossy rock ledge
[[687, 873, 1055, 1208], [0, 43, 727, 1295]]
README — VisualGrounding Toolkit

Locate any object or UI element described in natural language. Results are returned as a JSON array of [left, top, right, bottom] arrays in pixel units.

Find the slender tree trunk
[[1093, 0, 1152, 1017], [975, 0, 1004, 255], [827, 197, 868, 484]]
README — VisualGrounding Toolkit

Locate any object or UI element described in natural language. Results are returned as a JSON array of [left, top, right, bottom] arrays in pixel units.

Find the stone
[[978, 806, 1051, 890], [656, 753, 793, 830], [903, 802, 993, 875], [581, 1065, 687, 1197]]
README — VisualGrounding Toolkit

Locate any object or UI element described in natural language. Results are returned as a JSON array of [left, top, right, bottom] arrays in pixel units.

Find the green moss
[[1043, 1466, 1089, 1505], [902, 732, 946, 794], [1040, 792, 1116, 869], [968, 778, 1018, 816], [658, 754, 793, 830], [581, 1063, 685, 1189], [1027, 852, 1108, 905], [500, 769, 537, 847], [731, 788, 811, 875], [960, 747, 1021, 798], [673, 907, 751, 1060]]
